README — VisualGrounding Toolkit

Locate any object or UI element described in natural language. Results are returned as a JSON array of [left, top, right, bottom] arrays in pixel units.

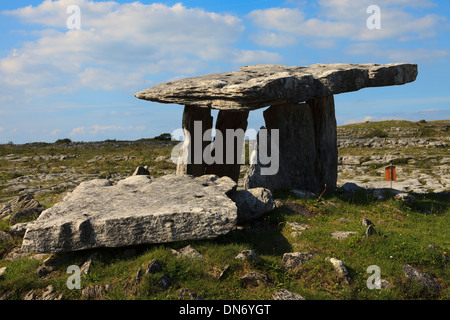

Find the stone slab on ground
[[21, 174, 237, 253]]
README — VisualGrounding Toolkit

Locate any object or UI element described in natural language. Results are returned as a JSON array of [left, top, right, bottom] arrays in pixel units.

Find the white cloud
[[0, 1, 280, 99], [247, 1, 447, 47]]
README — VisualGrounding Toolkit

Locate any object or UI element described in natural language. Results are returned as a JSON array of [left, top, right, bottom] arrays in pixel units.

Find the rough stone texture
[[272, 289, 306, 300], [21, 174, 237, 253], [240, 272, 270, 287], [0, 194, 44, 223], [282, 252, 316, 270], [330, 231, 358, 240], [402, 264, 441, 291], [176, 105, 213, 177], [235, 250, 259, 262], [205, 110, 249, 182], [135, 63, 418, 111], [171, 245, 204, 260], [230, 187, 275, 223], [244, 96, 337, 194], [326, 257, 352, 284]]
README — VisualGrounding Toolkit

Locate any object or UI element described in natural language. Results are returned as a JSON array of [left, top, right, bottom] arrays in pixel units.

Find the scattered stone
[[178, 288, 204, 300], [364, 225, 376, 238], [171, 245, 204, 260], [155, 156, 168, 162], [36, 265, 54, 278], [231, 187, 275, 223], [132, 166, 151, 176], [334, 218, 352, 223], [82, 284, 110, 300], [159, 275, 172, 289], [326, 257, 351, 285], [235, 250, 259, 262], [287, 222, 311, 231], [282, 252, 316, 271], [402, 264, 441, 291], [4, 247, 29, 261], [291, 232, 303, 238], [339, 182, 364, 193], [41, 285, 62, 300], [394, 193, 416, 204], [81, 253, 98, 274], [8, 222, 32, 237], [330, 231, 358, 240], [290, 189, 317, 199], [0, 231, 13, 243], [240, 272, 270, 287], [0, 267, 6, 278], [208, 264, 230, 280], [0, 194, 44, 222], [362, 218, 374, 227], [272, 288, 306, 300], [21, 174, 237, 253], [23, 290, 36, 300], [145, 259, 162, 274]]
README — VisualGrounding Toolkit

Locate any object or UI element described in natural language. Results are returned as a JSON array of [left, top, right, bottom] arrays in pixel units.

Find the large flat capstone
[[21, 174, 237, 253], [135, 63, 417, 110]]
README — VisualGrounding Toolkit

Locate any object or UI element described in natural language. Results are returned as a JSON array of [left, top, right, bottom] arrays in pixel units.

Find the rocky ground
[[0, 120, 448, 301]]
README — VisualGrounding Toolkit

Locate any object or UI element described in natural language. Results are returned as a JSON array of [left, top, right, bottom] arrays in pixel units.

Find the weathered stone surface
[[240, 272, 270, 287], [176, 105, 213, 177], [272, 289, 306, 300], [402, 264, 441, 291], [282, 252, 316, 270], [235, 250, 259, 262], [0, 194, 44, 223], [244, 96, 337, 193], [171, 245, 204, 260], [135, 63, 418, 110], [326, 257, 352, 284], [231, 187, 275, 223], [330, 231, 358, 240], [21, 174, 237, 253], [205, 110, 249, 182]]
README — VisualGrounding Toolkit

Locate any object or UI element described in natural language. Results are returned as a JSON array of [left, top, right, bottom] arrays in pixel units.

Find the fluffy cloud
[[0, 0, 281, 99], [247, 0, 447, 52]]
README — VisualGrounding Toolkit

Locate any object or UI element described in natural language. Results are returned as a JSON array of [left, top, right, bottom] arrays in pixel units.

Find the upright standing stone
[[307, 95, 337, 193], [176, 105, 213, 177], [245, 95, 336, 193], [205, 110, 249, 182]]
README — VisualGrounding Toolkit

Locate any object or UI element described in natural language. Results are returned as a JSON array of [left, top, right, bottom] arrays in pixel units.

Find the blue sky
[[0, 0, 449, 143]]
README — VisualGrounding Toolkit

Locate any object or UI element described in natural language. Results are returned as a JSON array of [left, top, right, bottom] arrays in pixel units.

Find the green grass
[[0, 130, 448, 300], [0, 190, 448, 300]]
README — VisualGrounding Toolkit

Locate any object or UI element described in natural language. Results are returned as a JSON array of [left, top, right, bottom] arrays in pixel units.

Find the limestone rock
[[240, 272, 270, 287], [132, 166, 150, 176], [135, 63, 418, 111], [272, 289, 305, 300], [282, 252, 316, 270], [330, 231, 358, 240], [235, 250, 259, 262], [21, 174, 237, 253], [326, 257, 352, 284], [231, 188, 275, 223], [244, 96, 337, 193], [402, 264, 441, 291], [171, 245, 204, 260]]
